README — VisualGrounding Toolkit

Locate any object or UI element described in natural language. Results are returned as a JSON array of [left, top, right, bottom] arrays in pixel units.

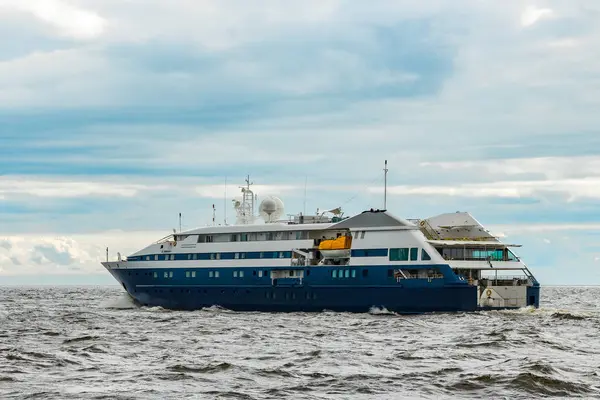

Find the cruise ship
[[102, 176, 540, 313]]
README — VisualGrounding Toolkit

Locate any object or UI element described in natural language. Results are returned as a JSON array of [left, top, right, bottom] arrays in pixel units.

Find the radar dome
[[259, 196, 284, 222]]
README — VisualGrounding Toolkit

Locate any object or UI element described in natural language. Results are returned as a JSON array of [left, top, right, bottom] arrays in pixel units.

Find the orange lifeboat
[[318, 235, 352, 258]]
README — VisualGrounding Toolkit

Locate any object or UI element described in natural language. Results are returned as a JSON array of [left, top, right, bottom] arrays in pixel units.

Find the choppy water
[[1, 286, 600, 399]]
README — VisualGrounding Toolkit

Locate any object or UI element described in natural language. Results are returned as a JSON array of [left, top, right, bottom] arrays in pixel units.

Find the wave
[[100, 293, 140, 309]]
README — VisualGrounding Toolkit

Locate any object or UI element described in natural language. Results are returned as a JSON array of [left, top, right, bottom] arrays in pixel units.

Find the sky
[[0, 0, 599, 285]]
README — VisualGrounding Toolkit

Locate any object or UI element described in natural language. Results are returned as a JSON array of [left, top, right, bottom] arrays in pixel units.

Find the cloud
[[0, 231, 163, 276], [373, 177, 600, 201], [0, 0, 107, 40], [521, 6, 553, 27], [0, 177, 156, 199]]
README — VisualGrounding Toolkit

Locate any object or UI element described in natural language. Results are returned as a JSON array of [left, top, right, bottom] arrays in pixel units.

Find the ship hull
[[107, 267, 478, 313]]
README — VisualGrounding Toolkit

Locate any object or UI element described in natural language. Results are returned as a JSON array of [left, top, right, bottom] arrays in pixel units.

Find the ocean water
[[0, 286, 599, 399]]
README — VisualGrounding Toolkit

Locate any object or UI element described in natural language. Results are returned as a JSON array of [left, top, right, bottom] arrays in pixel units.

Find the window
[[289, 270, 295, 277], [206, 235, 213, 243], [154, 255, 158, 261], [354, 231, 359, 239], [279, 252, 284, 258], [410, 248, 418, 261], [344, 270, 350, 278], [351, 270, 356, 278], [210, 253, 215, 260], [241, 253, 246, 259], [361, 231, 366, 239], [241, 233, 248, 242], [209, 271, 214, 278], [146, 256, 150, 261], [169, 271, 173, 278], [215, 271, 220, 278], [259, 252, 264, 259], [153, 272, 158, 278], [171, 254, 175, 261], [186, 271, 190, 278], [164, 271, 168, 278], [259, 271, 263, 278], [191, 271, 196, 278], [233, 271, 238, 278], [332, 270, 338, 278], [230, 234, 238, 242], [235, 253, 239, 259], [267, 232, 274, 241], [389, 248, 409, 261], [216, 253, 221, 260], [422, 250, 431, 261], [239, 271, 244, 278]]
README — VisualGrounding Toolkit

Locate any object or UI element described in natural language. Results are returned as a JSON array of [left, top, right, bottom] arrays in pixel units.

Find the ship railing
[[479, 275, 532, 286]]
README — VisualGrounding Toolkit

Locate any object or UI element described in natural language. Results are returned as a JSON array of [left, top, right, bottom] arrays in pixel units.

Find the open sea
[[0, 285, 599, 399]]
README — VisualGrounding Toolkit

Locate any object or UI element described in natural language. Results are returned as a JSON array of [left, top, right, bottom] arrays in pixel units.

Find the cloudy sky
[[0, 0, 599, 285]]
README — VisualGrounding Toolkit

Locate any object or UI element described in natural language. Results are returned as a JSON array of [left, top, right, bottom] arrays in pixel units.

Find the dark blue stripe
[[350, 248, 389, 257]]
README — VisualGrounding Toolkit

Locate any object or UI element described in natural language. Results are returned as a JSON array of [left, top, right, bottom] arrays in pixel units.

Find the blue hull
[[110, 267, 478, 313]]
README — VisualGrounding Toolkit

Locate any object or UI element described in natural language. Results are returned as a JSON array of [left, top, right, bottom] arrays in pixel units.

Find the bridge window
[[422, 250, 431, 261], [410, 248, 418, 261], [389, 248, 409, 261]]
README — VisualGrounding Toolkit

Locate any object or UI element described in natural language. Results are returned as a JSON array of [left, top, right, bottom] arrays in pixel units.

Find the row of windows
[[131, 248, 437, 262], [438, 248, 517, 261], [265, 291, 317, 300], [332, 269, 358, 278], [389, 248, 430, 262], [197, 231, 311, 243], [143, 287, 318, 300], [151, 270, 273, 279], [130, 251, 293, 262], [350, 248, 388, 257]]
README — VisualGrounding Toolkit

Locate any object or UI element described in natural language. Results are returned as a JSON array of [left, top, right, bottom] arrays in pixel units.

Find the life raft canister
[[485, 289, 492, 297]]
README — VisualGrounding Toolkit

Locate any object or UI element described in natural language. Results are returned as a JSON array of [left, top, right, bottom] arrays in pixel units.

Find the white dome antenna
[[259, 196, 284, 223]]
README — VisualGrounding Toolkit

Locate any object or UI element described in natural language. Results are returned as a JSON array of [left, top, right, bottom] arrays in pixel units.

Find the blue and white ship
[[102, 176, 540, 313]]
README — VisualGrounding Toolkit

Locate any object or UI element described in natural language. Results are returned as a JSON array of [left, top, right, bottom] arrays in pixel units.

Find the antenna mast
[[384, 160, 388, 210], [179, 212, 182, 232], [224, 177, 227, 225], [212, 204, 216, 226], [236, 175, 255, 225], [303, 175, 307, 216]]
